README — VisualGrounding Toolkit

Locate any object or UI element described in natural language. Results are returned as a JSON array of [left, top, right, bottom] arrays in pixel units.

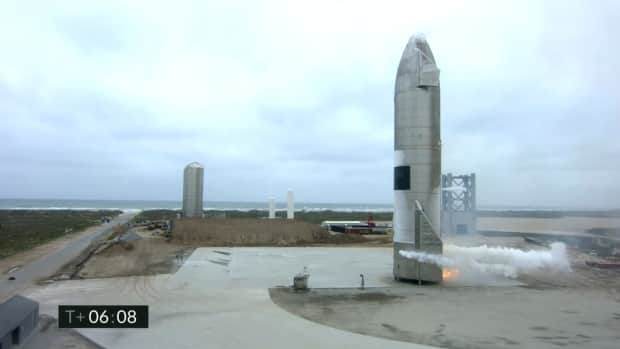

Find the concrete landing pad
[[174, 247, 399, 289], [24, 247, 432, 349]]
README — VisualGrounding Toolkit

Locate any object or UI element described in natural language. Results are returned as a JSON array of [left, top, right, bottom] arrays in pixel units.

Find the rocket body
[[393, 35, 441, 243], [393, 35, 443, 283]]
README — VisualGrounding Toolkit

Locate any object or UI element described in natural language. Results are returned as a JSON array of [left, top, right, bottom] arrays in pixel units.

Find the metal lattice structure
[[441, 173, 477, 234]]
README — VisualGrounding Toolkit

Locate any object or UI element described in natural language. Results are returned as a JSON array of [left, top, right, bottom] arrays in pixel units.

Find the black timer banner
[[58, 305, 149, 328]]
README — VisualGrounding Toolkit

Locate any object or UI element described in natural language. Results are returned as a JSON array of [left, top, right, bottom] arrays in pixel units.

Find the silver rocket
[[393, 35, 443, 283]]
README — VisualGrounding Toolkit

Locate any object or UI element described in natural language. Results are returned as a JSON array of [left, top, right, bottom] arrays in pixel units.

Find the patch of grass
[[290, 210, 392, 224], [133, 209, 393, 224], [133, 209, 179, 222], [133, 208, 620, 226], [0, 210, 121, 258]]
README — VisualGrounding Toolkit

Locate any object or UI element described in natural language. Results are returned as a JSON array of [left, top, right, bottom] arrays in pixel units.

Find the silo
[[287, 189, 295, 219], [182, 162, 204, 218], [268, 197, 276, 219]]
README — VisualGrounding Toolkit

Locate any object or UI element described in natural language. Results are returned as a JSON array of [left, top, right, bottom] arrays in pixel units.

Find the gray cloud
[[0, 0, 619, 208]]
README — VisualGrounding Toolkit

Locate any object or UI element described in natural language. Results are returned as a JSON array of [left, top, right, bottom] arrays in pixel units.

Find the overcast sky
[[1, 0, 619, 208]]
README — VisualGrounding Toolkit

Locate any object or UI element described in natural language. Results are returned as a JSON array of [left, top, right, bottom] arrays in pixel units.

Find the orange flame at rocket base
[[442, 268, 460, 280]]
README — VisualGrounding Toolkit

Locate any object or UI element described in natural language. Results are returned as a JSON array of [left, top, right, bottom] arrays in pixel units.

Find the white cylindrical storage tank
[[182, 162, 204, 218], [287, 189, 294, 219], [268, 197, 276, 219]]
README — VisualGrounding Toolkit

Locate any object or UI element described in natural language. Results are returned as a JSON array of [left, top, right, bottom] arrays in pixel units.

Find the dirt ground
[[76, 237, 193, 279], [172, 218, 389, 246]]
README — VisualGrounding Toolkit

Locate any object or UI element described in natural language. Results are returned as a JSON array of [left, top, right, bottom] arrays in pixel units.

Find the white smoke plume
[[399, 242, 571, 279]]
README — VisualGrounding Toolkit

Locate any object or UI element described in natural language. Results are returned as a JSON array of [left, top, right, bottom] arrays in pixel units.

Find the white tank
[[182, 162, 204, 218], [286, 189, 295, 219], [268, 197, 276, 219]]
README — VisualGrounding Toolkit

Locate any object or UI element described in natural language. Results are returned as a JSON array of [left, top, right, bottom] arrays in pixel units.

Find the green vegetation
[[0, 210, 121, 258], [134, 208, 620, 225], [133, 209, 179, 222], [132, 209, 392, 224], [282, 210, 392, 224]]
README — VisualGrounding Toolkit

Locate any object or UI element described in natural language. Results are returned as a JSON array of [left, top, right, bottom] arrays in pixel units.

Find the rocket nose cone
[[411, 35, 435, 63], [400, 35, 436, 66], [395, 34, 440, 92]]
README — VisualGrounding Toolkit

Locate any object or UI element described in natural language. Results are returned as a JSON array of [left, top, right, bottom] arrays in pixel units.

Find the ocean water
[[0, 198, 394, 212], [0, 199, 603, 212]]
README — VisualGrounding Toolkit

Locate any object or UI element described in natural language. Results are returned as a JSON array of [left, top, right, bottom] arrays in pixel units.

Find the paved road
[[0, 211, 139, 301]]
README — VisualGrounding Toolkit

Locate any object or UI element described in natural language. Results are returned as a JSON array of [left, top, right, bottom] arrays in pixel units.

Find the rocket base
[[393, 242, 443, 283]]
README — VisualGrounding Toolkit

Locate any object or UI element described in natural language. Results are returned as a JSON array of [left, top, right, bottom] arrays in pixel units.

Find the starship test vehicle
[[393, 35, 443, 283]]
